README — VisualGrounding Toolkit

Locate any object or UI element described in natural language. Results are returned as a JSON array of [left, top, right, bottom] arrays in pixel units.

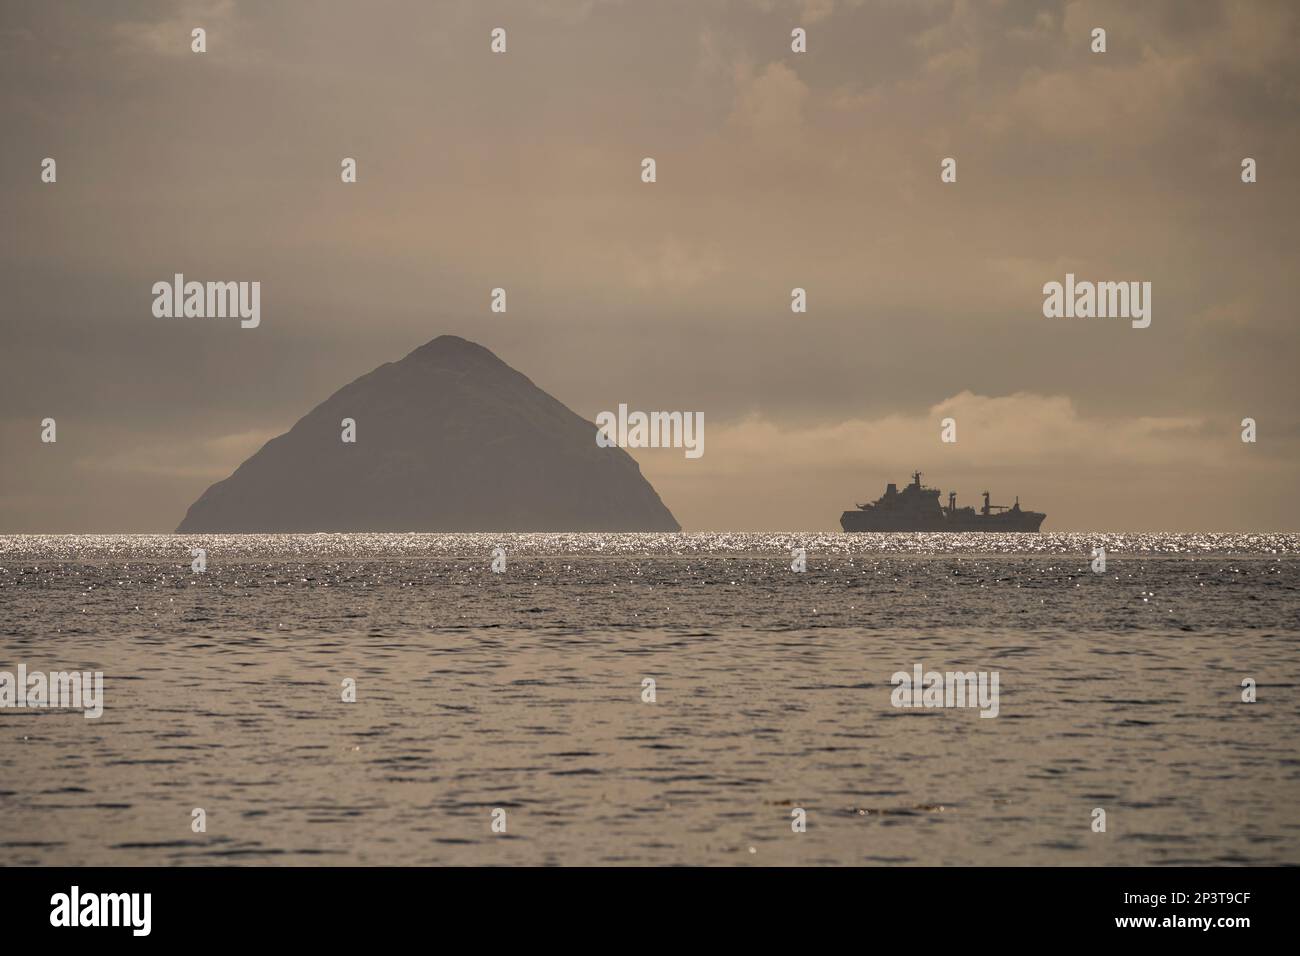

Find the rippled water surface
[[2, 533, 1298, 865]]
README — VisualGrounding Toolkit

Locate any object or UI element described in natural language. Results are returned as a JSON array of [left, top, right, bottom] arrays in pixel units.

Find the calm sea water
[[2, 532, 1298, 866]]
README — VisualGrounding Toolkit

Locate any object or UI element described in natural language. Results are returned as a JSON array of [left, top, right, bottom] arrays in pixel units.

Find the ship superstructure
[[840, 472, 1045, 532]]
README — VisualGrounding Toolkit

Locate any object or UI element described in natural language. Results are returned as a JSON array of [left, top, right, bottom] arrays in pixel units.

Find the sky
[[2, 0, 1298, 532]]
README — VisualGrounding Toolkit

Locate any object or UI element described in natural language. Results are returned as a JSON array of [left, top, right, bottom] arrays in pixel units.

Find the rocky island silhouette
[[175, 335, 680, 532]]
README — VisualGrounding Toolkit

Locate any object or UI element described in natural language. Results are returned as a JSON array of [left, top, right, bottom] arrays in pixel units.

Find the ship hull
[[840, 510, 1046, 532]]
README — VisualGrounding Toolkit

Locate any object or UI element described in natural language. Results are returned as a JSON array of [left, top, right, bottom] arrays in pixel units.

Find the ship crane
[[980, 491, 1011, 515]]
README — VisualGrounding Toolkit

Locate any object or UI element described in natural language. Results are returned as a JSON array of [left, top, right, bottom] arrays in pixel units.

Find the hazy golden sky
[[2, 0, 1298, 531]]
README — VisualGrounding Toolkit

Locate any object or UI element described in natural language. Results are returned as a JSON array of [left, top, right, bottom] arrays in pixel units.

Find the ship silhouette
[[840, 471, 1046, 532]]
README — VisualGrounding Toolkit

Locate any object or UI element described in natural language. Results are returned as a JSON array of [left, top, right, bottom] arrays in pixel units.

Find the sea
[[1, 532, 1298, 866]]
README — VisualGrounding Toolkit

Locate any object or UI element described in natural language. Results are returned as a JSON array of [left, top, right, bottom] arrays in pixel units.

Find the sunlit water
[[2, 533, 1298, 865]]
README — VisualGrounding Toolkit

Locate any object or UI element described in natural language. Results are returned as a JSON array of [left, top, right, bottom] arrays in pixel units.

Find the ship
[[840, 471, 1046, 532]]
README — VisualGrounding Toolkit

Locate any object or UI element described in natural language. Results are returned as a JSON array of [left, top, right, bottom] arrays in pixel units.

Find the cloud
[[726, 61, 810, 139], [526, 0, 626, 25], [112, 0, 240, 60], [76, 429, 279, 480], [1005, 53, 1194, 142], [656, 391, 1224, 475], [622, 237, 726, 290], [801, 0, 837, 25], [3, 0, 1298, 532], [635, 392, 1297, 530]]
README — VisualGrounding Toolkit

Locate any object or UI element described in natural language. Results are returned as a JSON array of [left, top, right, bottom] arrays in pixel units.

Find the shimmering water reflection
[[1, 533, 1297, 865]]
